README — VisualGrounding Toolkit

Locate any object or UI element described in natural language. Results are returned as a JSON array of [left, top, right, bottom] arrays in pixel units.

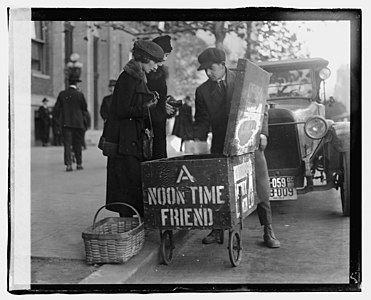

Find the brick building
[[31, 21, 134, 145]]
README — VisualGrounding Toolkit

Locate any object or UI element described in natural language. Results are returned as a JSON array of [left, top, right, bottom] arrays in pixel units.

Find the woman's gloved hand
[[146, 91, 159, 108]]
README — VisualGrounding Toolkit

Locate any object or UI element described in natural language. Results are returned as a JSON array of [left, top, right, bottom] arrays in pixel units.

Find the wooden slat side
[[141, 157, 231, 230]]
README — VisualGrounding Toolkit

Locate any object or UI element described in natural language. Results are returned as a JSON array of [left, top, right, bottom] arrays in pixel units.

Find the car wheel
[[340, 151, 350, 216]]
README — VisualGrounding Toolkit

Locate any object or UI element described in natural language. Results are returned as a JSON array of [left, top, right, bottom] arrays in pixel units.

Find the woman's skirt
[[105, 155, 144, 217]]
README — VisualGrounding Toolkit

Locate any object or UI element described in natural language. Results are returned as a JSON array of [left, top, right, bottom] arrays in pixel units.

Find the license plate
[[269, 176, 297, 200]]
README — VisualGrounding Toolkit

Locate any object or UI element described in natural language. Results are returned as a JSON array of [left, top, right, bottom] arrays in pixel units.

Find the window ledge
[[32, 72, 50, 79]]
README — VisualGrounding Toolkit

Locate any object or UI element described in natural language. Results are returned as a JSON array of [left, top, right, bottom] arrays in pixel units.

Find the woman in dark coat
[[146, 35, 176, 159], [101, 39, 164, 217], [172, 96, 194, 151], [38, 98, 51, 146]]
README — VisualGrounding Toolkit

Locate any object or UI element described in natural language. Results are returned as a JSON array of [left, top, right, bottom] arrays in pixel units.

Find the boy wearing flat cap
[[193, 47, 280, 248]]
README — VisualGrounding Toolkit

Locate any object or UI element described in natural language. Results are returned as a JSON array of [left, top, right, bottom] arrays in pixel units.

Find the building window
[[64, 22, 74, 65], [31, 21, 48, 74]]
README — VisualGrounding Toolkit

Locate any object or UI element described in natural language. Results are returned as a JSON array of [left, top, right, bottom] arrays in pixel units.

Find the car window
[[268, 69, 313, 99]]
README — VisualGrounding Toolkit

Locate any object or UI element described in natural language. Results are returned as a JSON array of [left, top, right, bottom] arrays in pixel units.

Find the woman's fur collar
[[124, 59, 146, 82]]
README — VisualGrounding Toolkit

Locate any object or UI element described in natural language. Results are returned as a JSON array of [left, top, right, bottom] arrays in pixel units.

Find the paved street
[[30, 134, 350, 286], [125, 189, 350, 284], [31, 143, 108, 260], [31, 134, 184, 260], [30, 134, 186, 284]]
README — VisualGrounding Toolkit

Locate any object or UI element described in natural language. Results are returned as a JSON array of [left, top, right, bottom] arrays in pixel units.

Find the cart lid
[[223, 59, 271, 156]]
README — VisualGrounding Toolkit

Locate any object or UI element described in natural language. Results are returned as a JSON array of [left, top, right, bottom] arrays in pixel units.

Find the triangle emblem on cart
[[176, 165, 195, 183]]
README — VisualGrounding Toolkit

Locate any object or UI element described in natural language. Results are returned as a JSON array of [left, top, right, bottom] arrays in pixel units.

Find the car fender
[[329, 121, 350, 153]]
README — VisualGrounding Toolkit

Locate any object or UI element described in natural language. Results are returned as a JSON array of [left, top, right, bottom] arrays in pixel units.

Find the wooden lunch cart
[[141, 59, 271, 266]]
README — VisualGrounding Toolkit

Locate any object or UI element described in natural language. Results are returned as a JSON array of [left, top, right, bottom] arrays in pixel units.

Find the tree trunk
[[244, 21, 252, 59], [214, 21, 226, 49]]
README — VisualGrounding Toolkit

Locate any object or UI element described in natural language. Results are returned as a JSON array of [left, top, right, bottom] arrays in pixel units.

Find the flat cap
[[134, 39, 164, 63], [152, 35, 173, 53], [197, 48, 226, 71]]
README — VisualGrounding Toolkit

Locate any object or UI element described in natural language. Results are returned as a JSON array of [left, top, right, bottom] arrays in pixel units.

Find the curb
[[78, 229, 190, 284]]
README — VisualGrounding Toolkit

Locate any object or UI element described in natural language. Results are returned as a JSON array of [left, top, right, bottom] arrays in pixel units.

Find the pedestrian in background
[[38, 98, 51, 146], [54, 74, 88, 172], [193, 47, 280, 248], [100, 79, 116, 123], [100, 39, 164, 217], [51, 106, 63, 146], [146, 35, 176, 159], [172, 95, 194, 152]]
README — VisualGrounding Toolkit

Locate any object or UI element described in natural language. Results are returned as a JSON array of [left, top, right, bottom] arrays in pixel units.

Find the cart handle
[[92, 202, 142, 229]]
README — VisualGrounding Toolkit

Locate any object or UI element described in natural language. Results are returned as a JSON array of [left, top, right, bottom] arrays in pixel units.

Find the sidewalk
[[31, 133, 188, 284]]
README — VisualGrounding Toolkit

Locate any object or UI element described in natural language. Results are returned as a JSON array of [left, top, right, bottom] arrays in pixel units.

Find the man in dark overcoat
[[100, 79, 116, 122], [54, 77, 88, 171], [193, 47, 280, 248], [38, 98, 51, 146]]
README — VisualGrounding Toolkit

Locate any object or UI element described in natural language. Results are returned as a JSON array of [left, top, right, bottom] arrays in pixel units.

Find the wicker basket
[[82, 202, 145, 265]]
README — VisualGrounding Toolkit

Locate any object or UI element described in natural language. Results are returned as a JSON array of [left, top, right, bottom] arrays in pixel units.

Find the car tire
[[340, 151, 350, 216]]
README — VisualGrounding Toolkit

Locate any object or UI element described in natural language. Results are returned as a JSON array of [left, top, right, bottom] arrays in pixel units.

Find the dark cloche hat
[[197, 47, 226, 71], [134, 39, 164, 63], [42, 97, 49, 103], [152, 35, 172, 53], [108, 79, 117, 87]]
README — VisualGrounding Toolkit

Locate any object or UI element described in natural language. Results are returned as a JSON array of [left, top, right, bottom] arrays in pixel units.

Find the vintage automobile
[[257, 58, 350, 216]]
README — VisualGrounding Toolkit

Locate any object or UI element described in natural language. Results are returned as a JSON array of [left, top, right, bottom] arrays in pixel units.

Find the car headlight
[[304, 116, 328, 139], [319, 67, 331, 80]]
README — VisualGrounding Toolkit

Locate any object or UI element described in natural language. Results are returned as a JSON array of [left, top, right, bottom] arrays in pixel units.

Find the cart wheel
[[160, 230, 174, 265], [228, 230, 242, 267]]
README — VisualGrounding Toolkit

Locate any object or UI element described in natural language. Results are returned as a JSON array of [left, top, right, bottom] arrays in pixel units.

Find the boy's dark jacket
[[193, 67, 269, 154]]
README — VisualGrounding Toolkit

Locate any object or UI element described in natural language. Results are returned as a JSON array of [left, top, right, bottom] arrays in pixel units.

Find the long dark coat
[[38, 105, 51, 143], [102, 59, 154, 215], [146, 66, 169, 159], [172, 104, 193, 141], [193, 67, 269, 154], [38, 105, 50, 125], [100, 94, 112, 122], [102, 60, 153, 160], [54, 87, 88, 129]]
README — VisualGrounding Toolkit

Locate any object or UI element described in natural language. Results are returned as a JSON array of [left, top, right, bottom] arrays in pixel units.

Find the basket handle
[[92, 202, 142, 229]]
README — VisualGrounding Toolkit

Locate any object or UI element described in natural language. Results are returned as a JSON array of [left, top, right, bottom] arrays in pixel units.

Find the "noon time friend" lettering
[[147, 185, 225, 206]]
